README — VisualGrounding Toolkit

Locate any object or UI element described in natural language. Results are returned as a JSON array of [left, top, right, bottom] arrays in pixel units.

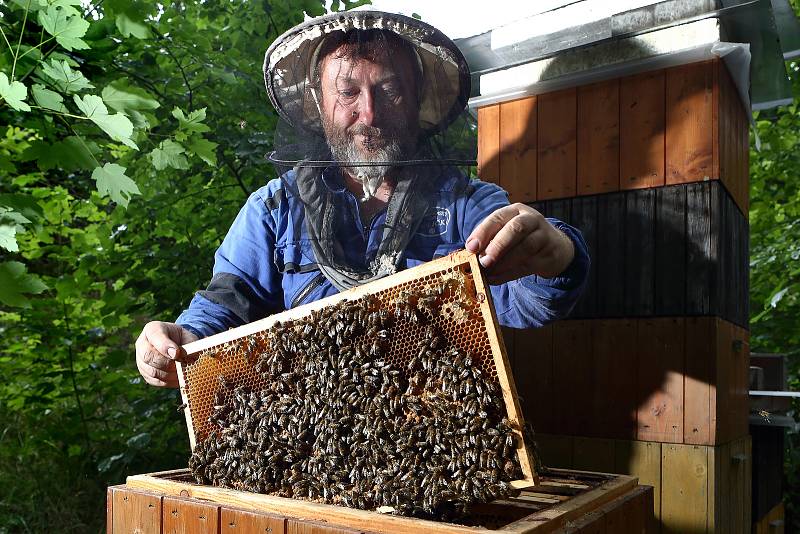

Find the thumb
[[147, 322, 188, 362]]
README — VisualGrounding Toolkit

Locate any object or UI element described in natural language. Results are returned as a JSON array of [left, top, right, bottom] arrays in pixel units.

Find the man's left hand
[[465, 203, 575, 285]]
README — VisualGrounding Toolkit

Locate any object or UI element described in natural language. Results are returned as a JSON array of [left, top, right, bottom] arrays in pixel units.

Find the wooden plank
[[684, 317, 714, 445], [592, 320, 638, 439], [513, 325, 554, 434], [573, 437, 615, 473], [754, 501, 784, 534], [595, 193, 625, 316], [601, 486, 651, 534], [552, 320, 592, 436], [661, 444, 708, 534], [728, 437, 748, 534], [714, 318, 732, 444], [110, 486, 162, 534], [537, 88, 577, 200], [685, 181, 712, 315], [709, 440, 731, 533], [107, 487, 114, 534], [471, 253, 539, 482], [502, 327, 517, 370], [287, 519, 365, 534], [624, 188, 656, 316], [654, 185, 687, 316], [500, 97, 538, 203], [569, 196, 597, 318], [507, 473, 638, 533], [665, 61, 714, 185], [620, 70, 665, 190], [478, 104, 501, 185], [614, 440, 661, 527], [710, 181, 724, 319], [577, 79, 620, 195], [636, 318, 684, 443], [730, 325, 749, 440], [162, 496, 219, 534], [222, 508, 286, 533]]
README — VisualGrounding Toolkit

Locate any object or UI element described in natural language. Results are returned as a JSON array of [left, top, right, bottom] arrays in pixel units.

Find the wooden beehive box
[[112, 468, 652, 533], [177, 249, 537, 484]]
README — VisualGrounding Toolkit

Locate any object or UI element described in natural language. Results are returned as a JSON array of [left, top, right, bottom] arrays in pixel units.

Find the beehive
[[177, 249, 537, 483]]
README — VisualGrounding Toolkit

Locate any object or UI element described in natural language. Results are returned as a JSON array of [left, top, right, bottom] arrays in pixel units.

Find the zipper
[[291, 272, 326, 308]]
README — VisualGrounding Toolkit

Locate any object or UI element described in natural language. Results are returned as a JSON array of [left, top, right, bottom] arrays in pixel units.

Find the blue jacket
[[176, 168, 590, 339]]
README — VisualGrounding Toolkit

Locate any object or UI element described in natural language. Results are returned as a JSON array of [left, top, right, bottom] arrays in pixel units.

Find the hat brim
[[263, 11, 471, 136]]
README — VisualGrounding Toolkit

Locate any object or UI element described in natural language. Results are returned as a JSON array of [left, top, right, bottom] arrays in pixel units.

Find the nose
[[354, 90, 375, 126]]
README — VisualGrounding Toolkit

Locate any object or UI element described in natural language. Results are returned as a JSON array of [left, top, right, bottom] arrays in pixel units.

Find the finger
[[137, 359, 179, 388], [465, 204, 522, 255], [139, 345, 174, 370], [145, 323, 188, 362], [138, 360, 177, 382], [480, 213, 541, 269]]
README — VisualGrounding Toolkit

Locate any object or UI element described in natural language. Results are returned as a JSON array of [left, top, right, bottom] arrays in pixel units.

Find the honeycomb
[[178, 250, 535, 482]]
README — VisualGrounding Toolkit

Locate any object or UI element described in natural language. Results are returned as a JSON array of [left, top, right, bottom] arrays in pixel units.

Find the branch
[[150, 27, 194, 110], [222, 156, 251, 198], [110, 60, 168, 100], [62, 301, 93, 455]]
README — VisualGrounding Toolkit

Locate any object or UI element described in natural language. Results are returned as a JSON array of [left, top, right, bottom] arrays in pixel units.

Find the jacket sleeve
[[175, 185, 285, 339], [461, 180, 590, 328]]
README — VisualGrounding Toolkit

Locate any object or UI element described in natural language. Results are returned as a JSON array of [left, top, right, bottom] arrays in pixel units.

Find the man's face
[[318, 47, 419, 197]]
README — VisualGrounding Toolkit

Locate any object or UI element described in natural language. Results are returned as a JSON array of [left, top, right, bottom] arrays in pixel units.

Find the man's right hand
[[135, 321, 199, 388]]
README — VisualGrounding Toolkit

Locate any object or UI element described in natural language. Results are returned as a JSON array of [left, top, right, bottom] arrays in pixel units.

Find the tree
[[0, 0, 366, 530]]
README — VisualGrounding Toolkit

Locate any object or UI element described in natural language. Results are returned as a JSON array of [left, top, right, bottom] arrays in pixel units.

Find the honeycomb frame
[[177, 250, 538, 483]]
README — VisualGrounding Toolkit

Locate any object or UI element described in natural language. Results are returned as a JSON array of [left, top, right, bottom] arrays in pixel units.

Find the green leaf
[[0, 73, 31, 112], [187, 137, 218, 166], [0, 194, 43, 224], [172, 107, 210, 133], [40, 59, 94, 94], [0, 261, 48, 308], [116, 13, 151, 39], [73, 94, 138, 149], [150, 140, 189, 170], [21, 137, 98, 171], [0, 223, 18, 252], [38, 4, 90, 51], [101, 80, 159, 112], [91, 163, 140, 207], [31, 84, 66, 112]]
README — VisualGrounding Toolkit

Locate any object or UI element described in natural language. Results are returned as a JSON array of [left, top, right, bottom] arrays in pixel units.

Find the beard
[[323, 116, 415, 201]]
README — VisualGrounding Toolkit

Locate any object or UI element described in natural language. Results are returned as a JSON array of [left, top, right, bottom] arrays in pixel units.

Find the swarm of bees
[[188, 286, 523, 521]]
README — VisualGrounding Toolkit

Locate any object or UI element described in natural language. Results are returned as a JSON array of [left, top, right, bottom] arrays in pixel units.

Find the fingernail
[[466, 238, 478, 252], [167, 347, 177, 358], [479, 254, 492, 268]]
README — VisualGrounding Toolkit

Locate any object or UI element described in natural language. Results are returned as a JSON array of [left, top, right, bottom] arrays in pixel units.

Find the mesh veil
[[263, 11, 477, 291]]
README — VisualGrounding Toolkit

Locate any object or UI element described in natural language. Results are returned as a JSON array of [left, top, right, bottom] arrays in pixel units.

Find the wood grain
[[624, 188, 656, 316], [577, 79, 620, 195], [614, 439, 662, 526], [636, 318, 684, 443], [162, 496, 219, 534], [513, 325, 554, 434], [537, 88, 577, 199], [595, 193, 625, 316], [478, 104, 501, 185], [221, 508, 286, 533], [592, 320, 637, 439], [620, 70, 665, 190], [552, 320, 592, 437], [569, 196, 597, 318], [661, 444, 709, 533], [110, 486, 162, 534], [684, 317, 714, 445], [665, 61, 714, 185], [654, 186, 687, 316], [500, 97, 537, 203]]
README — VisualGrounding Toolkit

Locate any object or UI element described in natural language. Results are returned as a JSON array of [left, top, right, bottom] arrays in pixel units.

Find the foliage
[[748, 1, 800, 526], [0, 0, 368, 531]]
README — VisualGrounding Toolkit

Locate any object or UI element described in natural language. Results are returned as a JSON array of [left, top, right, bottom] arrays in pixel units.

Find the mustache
[[348, 123, 385, 138]]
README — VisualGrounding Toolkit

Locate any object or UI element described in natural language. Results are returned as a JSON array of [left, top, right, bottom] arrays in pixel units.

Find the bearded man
[[135, 12, 590, 388]]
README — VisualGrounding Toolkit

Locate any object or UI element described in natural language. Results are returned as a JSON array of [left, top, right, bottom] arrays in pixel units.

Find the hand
[[465, 203, 575, 285], [135, 321, 199, 388]]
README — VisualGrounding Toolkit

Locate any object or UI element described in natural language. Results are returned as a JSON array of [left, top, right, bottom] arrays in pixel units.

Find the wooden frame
[[177, 250, 538, 482], [118, 468, 644, 534]]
